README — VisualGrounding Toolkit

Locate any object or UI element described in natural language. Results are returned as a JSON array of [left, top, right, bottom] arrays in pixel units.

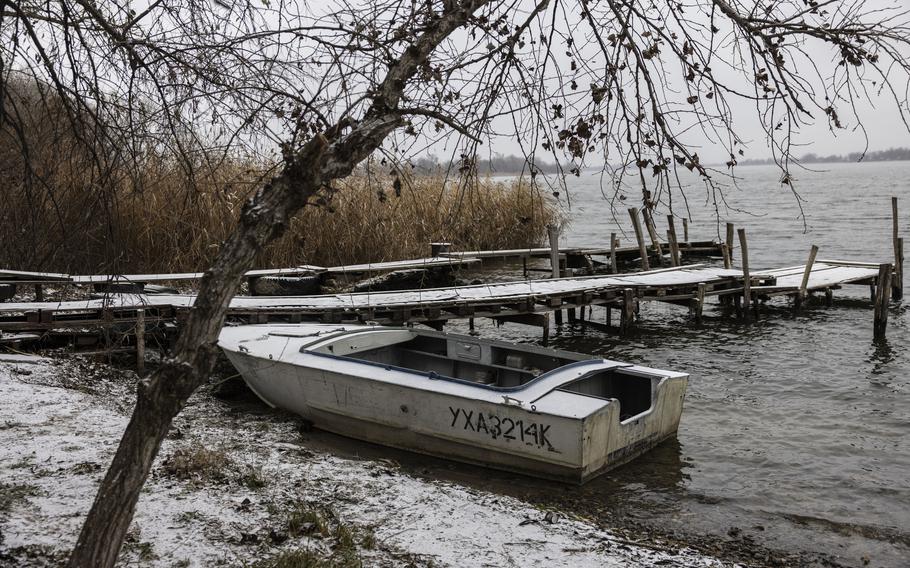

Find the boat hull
[[222, 338, 687, 483]]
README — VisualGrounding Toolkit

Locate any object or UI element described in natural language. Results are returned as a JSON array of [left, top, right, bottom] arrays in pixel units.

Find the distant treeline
[[736, 147, 910, 166], [412, 154, 561, 174]]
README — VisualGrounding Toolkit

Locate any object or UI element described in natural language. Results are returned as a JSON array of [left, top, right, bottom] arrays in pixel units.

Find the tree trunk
[[68, 3, 490, 565], [67, 145, 326, 566]]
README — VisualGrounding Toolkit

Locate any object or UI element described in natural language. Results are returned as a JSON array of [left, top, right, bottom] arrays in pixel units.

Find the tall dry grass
[[1, 154, 559, 273], [0, 78, 558, 274]]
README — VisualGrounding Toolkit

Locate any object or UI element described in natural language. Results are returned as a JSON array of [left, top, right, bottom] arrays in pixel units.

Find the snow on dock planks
[[0, 261, 895, 338]]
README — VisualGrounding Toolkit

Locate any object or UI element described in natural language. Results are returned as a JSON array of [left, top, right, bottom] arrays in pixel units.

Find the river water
[[446, 162, 910, 567]]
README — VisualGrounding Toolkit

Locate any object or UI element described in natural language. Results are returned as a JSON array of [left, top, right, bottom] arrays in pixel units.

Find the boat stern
[[579, 368, 688, 482]]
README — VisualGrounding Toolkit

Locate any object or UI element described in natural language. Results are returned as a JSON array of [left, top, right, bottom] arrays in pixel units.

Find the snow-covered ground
[[0, 357, 741, 567]]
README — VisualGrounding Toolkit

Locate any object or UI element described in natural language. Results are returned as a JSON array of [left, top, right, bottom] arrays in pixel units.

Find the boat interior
[[308, 329, 656, 419]]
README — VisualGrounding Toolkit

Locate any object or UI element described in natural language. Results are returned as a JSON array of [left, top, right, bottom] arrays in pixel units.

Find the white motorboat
[[219, 324, 688, 483]]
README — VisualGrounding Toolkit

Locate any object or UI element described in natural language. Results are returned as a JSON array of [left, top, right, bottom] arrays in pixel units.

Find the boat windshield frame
[[303, 348, 629, 396]]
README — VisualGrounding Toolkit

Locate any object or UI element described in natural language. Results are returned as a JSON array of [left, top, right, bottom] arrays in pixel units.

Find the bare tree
[[2, 0, 909, 565]]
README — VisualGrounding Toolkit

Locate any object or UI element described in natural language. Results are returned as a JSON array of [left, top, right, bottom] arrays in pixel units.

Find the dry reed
[[0, 78, 559, 274], [0, 157, 559, 273]]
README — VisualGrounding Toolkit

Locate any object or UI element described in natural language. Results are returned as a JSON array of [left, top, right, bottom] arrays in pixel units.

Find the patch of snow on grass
[[0, 359, 739, 567]]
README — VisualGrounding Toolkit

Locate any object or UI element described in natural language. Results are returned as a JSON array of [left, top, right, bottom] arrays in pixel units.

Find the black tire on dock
[[250, 275, 322, 296], [0, 284, 17, 302], [92, 282, 146, 294]]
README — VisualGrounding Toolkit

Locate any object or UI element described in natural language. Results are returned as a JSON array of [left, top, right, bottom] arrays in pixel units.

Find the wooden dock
[[0, 260, 894, 344]]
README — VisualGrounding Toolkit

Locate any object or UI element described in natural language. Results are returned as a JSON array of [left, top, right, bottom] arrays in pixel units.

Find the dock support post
[[469, 317, 475, 332], [547, 224, 560, 279], [722, 243, 732, 270], [610, 232, 618, 274], [893, 198, 903, 300], [547, 224, 564, 323], [541, 312, 550, 345], [796, 244, 820, 310], [605, 306, 612, 327], [34, 284, 43, 301], [620, 288, 635, 335], [874, 263, 893, 340], [738, 228, 752, 322], [642, 208, 662, 265], [628, 208, 650, 271], [667, 229, 681, 267], [895, 237, 904, 301], [695, 282, 707, 323], [726, 223, 735, 263], [667, 216, 681, 265], [136, 309, 146, 374], [522, 257, 528, 278], [825, 288, 834, 307], [683, 218, 689, 243]]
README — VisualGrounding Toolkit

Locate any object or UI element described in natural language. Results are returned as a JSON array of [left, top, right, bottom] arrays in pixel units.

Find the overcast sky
[[470, 0, 910, 165]]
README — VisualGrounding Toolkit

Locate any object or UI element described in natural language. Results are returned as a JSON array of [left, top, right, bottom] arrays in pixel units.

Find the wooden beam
[[893, 197, 903, 300], [642, 208, 662, 264], [874, 263, 892, 340], [610, 232, 618, 274], [628, 208, 650, 271], [738, 228, 751, 322], [797, 244, 820, 306], [620, 288, 635, 335], [135, 309, 145, 375], [547, 224, 560, 279]]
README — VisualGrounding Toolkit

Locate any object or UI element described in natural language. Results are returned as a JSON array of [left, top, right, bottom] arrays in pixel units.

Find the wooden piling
[[667, 215, 681, 266], [547, 224, 564, 323], [897, 237, 904, 300], [797, 244, 820, 308], [547, 225, 560, 279], [642, 208, 662, 264], [873, 263, 893, 339], [721, 243, 732, 270], [136, 309, 146, 374], [894, 237, 904, 301], [893, 198, 903, 300], [737, 228, 751, 322], [628, 208, 650, 271], [683, 218, 689, 243], [726, 223, 735, 262], [825, 288, 834, 307], [34, 284, 43, 302], [620, 288, 635, 334], [541, 312, 550, 345], [610, 232, 618, 274], [694, 282, 707, 324]]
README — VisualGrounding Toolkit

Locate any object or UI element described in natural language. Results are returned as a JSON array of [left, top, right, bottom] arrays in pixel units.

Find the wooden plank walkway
[[0, 265, 746, 311], [0, 257, 479, 286], [753, 262, 880, 296], [0, 259, 895, 338]]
